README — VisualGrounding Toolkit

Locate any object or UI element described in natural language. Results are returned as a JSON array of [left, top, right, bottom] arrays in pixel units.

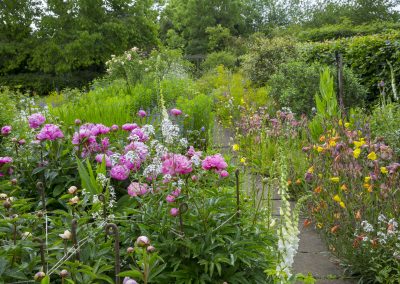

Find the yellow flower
[[339, 201, 346, 209], [339, 119, 343, 126], [333, 195, 341, 202], [340, 184, 348, 191], [367, 151, 377, 161], [240, 157, 246, 164], [353, 140, 365, 148], [364, 176, 371, 183], [330, 177, 340, 183], [367, 185, 373, 193], [380, 167, 388, 174], [353, 148, 361, 159], [317, 223, 323, 229], [344, 122, 351, 128], [232, 144, 239, 152], [318, 173, 323, 178], [329, 139, 336, 147], [307, 166, 314, 173], [363, 183, 370, 189], [317, 146, 324, 153]]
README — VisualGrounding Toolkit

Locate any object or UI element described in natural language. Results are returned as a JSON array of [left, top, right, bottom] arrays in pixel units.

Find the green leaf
[[41, 275, 50, 284], [118, 270, 143, 280]]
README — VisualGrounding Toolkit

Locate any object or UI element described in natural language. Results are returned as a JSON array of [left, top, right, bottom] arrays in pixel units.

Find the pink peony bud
[[170, 207, 179, 217], [136, 236, 150, 247], [219, 170, 229, 178], [138, 110, 147, 118], [170, 108, 182, 116]]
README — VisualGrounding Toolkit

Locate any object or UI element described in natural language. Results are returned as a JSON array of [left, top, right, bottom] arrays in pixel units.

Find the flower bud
[[127, 247, 134, 254], [3, 200, 11, 209], [34, 271, 46, 281], [146, 245, 156, 253], [68, 186, 78, 194], [136, 236, 150, 247], [60, 269, 69, 278]]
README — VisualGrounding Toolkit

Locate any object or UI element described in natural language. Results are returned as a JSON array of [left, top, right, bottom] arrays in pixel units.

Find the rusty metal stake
[[106, 223, 120, 284], [33, 238, 47, 273], [71, 219, 80, 261], [235, 169, 240, 217]]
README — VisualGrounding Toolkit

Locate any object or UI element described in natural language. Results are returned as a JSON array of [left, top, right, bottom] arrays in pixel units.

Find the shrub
[[302, 31, 400, 102], [201, 51, 237, 71], [267, 61, 367, 115], [241, 37, 299, 86]]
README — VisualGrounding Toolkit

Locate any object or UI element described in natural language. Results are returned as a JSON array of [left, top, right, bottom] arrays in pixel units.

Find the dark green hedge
[[297, 21, 400, 42], [302, 31, 400, 102], [0, 71, 101, 95]]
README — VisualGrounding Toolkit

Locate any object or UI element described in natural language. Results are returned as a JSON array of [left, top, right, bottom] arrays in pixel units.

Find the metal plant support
[[105, 223, 120, 284]]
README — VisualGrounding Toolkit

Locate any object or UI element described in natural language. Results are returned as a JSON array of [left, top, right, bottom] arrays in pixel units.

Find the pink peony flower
[[111, 125, 119, 131], [166, 195, 175, 203], [170, 108, 182, 116], [202, 154, 227, 172], [219, 170, 229, 178], [91, 124, 110, 136], [0, 157, 13, 165], [122, 123, 138, 131], [187, 146, 202, 157], [1, 126, 11, 136], [110, 165, 130, 180], [37, 124, 64, 141], [120, 154, 141, 171], [170, 208, 179, 217], [162, 154, 193, 176], [129, 128, 149, 142], [191, 175, 198, 181], [138, 110, 147, 118], [101, 137, 110, 151], [95, 154, 112, 167], [127, 182, 148, 197], [171, 188, 181, 197], [28, 113, 46, 129]]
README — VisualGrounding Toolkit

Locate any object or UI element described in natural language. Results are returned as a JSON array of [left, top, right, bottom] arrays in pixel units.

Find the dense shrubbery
[[268, 61, 367, 115], [302, 31, 400, 101]]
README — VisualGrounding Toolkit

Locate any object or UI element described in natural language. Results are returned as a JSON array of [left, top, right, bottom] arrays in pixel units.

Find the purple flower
[[138, 110, 147, 118], [170, 207, 179, 217], [37, 124, 64, 141], [122, 123, 138, 131], [123, 277, 138, 284], [127, 182, 148, 197], [0, 157, 13, 165], [170, 108, 182, 116], [219, 170, 229, 178], [129, 128, 149, 142], [172, 188, 181, 197], [162, 154, 193, 176], [202, 154, 227, 172], [166, 195, 175, 203], [1, 126, 11, 136], [28, 113, 46, 129], [110, 165, 130, 180], [95, 154, 112, 167], [18, 139, 26, 145], [187, 146, 202, 158]]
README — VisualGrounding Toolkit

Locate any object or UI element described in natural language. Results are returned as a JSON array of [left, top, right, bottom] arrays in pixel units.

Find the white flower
[[68, 186, 77, 194], [361, 220, 374, 233], [179, 138, 188, 148], [59, 230, 72, 240]]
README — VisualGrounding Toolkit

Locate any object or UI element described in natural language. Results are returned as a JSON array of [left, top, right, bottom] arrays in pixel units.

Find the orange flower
[[331, 225, 340, 233], [314, 186, 322, 193], [303, 219, 312, 228], [295, 179, 301, 185], [319, 135, 326, 142], [287, 180, 292, 186], [370, 239, 378, 249], [355, 210, 361, 220], [340, 184, 348, 191]]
